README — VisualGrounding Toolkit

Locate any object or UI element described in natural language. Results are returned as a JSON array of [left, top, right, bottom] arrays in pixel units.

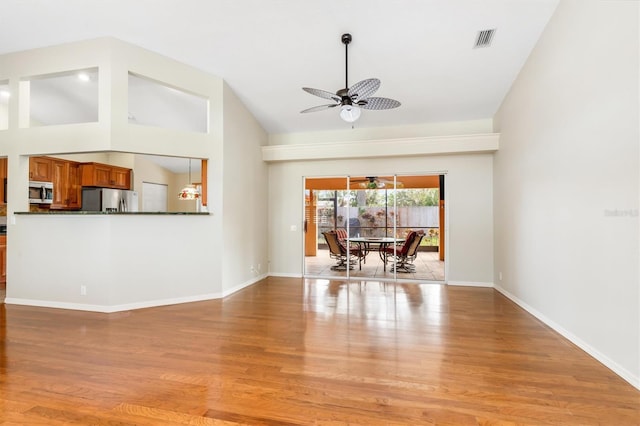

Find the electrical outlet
[[80, 285, 87, 296], [499, 272, 503, 281], [257, 263, 261, 272]]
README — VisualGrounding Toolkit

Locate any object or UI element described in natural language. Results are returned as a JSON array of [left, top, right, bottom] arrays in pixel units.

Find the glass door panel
[[303, 177, 348, 278], [303, 175, 445, 282], [347, 176, 398, 280]]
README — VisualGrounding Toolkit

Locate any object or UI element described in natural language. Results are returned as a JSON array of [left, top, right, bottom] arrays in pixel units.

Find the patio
[[305, 247, 445, 281]]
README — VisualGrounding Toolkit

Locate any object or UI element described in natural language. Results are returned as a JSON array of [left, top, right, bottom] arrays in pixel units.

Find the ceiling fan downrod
[[342, 33, 352, 91]]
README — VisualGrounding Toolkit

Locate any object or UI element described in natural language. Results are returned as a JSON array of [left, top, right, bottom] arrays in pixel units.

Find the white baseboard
[[4, 275, 271, 313], [268, 272, 303, 278], [494, 284, 640, 391], [447, 280, 494, 288], [5, 293, 222, 313]]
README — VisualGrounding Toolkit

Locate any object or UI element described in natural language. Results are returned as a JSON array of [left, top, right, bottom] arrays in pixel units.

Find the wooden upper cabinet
[[80, 163, 132, 190], [91, 163, 113, 187], [0, 158, 7, 204], [50, 159, 68, 209], [50, 159, 82, 210], [111, 166, 131, 189], [29, 157, 53, 181], [67, 163, 82, 209]]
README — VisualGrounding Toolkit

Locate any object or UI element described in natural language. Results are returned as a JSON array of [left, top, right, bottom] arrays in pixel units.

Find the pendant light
[[178, 158, 200, 200]]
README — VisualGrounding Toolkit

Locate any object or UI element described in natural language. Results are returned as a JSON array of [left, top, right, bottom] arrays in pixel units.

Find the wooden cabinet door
[[50, 159, 68, 209], [80, 163, 132, 189], [29, 157, 52, 181], [111, 167, 131, 189], [0, 236, 6, 285], [67, 163, 82, 209], [0, 158, 7, 205], [93, 164, 113, 187]]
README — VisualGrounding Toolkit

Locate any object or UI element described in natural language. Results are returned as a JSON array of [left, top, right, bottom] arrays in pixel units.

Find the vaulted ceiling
[[0, 0, 559, 135]]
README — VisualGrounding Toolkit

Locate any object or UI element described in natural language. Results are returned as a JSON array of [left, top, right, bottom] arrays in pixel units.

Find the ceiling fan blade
[[359, 97, 401, 110], [348, 78, 380, 101], [300, 104, 339, 113], [302, 87, 341, 102]]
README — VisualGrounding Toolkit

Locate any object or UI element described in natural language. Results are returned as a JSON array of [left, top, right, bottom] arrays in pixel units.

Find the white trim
[[495, 285, 640, 391], [268, 272, 303, 278], [447, 280, 494, 288], [263, 133, 499, 162], [4, 294, 221, 313], [3, 275, 269, 313]]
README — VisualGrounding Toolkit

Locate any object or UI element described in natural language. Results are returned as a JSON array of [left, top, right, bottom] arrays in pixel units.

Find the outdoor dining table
[[348, 237, 405, 271]]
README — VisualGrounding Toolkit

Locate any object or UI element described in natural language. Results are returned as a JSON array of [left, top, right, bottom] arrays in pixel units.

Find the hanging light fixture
[[178, 158, 200, 200]]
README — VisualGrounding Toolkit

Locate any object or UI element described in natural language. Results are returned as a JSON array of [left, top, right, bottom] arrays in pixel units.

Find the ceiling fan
[[301, 33, 401, 123], [351, 176, 404, 189]]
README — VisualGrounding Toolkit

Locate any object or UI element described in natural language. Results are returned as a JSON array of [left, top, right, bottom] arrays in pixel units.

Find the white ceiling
[[0, 0, 559, 136]]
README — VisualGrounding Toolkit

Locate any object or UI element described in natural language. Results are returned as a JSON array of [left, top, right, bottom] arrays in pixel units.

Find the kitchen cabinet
[[80, 163, 132, 189], [29, 157, 52, 181], [50, 159, 82, 210], [67, 163, 82, 209], [111, 167, 131, 189], [51, 159, 67, 208], [0, 157, 7, 204], [0, 235, 6, 285]]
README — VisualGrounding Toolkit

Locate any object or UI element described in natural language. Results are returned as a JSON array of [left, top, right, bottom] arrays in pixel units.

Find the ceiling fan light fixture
[[301, 33, 400, 122], [340, 104, 361, 122]]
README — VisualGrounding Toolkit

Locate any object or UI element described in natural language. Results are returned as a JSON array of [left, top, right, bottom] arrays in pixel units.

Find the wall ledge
[[262, 133, 499, 162]]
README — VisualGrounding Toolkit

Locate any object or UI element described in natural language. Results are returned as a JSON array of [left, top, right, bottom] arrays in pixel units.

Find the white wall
[[493, 0, 639, 387], [1, 38, 269, 310], [222, 83, 269, 291], [8, 215, 216, 311], [268, 153, 494, 285]]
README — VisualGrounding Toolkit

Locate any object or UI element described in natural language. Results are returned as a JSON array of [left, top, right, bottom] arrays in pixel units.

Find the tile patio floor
[[305, 248, 445, 281]]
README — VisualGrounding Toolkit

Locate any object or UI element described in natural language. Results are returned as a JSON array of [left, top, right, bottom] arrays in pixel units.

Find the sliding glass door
[[303, 174, 445, 282]]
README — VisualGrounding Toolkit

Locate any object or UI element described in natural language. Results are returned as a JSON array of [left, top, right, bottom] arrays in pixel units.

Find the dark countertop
[[15, 211, 210, 215]]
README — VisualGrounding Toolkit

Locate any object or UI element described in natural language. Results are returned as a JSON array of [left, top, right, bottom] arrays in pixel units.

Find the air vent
[[474, 29, 496, 48]]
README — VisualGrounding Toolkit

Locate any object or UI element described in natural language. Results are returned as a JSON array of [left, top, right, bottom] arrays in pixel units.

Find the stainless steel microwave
[[29, 181, 54, 204]]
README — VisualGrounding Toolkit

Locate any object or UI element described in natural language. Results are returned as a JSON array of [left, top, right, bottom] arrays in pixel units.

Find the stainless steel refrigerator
[[81, 188, 139, 212]]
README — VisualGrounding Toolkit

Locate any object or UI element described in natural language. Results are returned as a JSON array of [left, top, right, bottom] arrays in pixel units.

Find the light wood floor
[[0, 277, 639, 424]]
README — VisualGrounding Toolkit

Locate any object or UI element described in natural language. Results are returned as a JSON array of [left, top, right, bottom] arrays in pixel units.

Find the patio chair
[[382, 231, 419, 273], [336, 228, 360, 251], [323, 231, 364, 270], [391, 233, 424, 272], [335, 228, 349, 243]]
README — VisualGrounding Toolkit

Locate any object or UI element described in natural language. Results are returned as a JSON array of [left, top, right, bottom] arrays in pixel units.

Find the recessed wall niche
[[21, 68, 99, 127], [128, 73, 208, 133]]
